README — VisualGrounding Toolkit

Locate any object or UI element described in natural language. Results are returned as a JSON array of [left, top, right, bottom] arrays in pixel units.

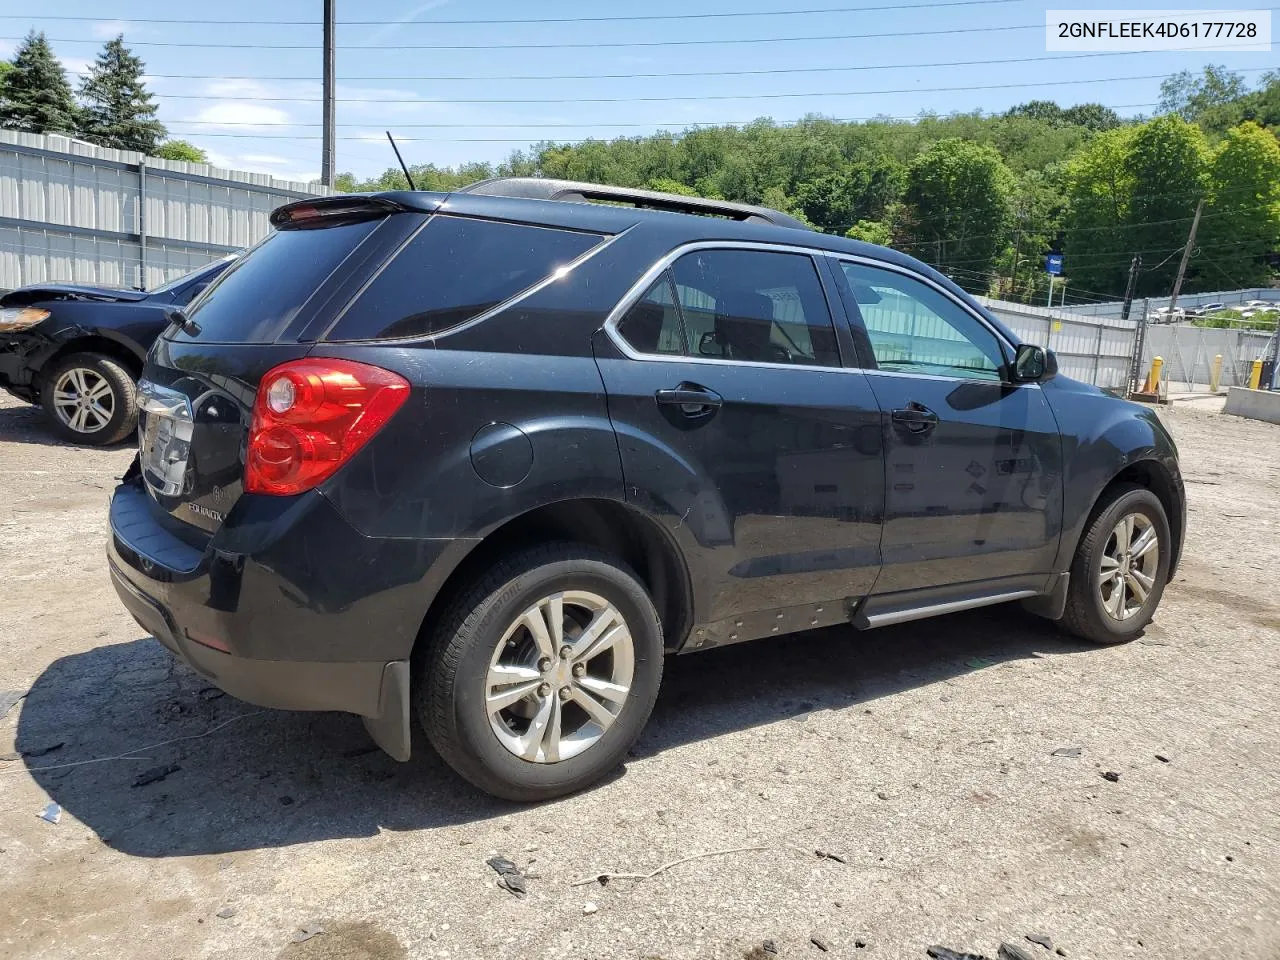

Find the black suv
[[107, 179, 1185, 801]]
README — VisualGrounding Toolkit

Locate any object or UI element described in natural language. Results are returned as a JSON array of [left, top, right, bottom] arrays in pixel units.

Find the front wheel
[[40, 352, 138, 446], [417, 544, 664, 801], [1059, 483, 1171, 644]]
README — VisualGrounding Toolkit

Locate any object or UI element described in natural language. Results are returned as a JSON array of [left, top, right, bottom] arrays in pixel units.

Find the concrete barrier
[[1223, 387, 1280, 425]]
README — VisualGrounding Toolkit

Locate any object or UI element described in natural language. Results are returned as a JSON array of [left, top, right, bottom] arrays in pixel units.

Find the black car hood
[[1, 283, 151, 306]]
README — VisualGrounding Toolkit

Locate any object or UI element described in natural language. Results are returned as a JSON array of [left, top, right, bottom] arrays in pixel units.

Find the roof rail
[[455, 177, 812, 231]]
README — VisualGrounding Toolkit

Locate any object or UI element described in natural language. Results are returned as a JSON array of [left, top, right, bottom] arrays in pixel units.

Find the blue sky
[[2, 1, 1274, 183]]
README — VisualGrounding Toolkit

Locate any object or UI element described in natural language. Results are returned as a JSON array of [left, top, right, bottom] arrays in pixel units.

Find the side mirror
[[1012, 343, 1057, 383]]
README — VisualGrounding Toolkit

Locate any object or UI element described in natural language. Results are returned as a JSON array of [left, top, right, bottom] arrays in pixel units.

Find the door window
[[614, 248, 841, 368], [836, 261, 1006, 381]]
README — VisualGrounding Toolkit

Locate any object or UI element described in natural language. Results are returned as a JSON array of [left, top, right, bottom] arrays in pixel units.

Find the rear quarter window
[[324, 215, 605, 341]]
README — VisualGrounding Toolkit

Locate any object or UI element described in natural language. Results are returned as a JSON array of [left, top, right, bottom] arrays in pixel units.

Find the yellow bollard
[[1249, 359, 1263, 389], [1210, 354, 1224, 393], [1145, 356, 1164, 393]]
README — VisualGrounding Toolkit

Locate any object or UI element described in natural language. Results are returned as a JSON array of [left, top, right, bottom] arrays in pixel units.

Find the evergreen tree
[[0, 32, 78, 134], [78, 35, 166, 153]]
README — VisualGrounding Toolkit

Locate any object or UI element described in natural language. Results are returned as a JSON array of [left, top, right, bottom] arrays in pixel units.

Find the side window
[[837, 261, 1005, 381], [327, 216, 604, 341], [668, 249, 841, 367], [616, 274, 686, 355]]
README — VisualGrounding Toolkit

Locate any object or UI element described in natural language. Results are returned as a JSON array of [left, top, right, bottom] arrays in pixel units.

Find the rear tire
[[40, 352, 137, 446], [1059, 483, 1171, 645], [417, 543, 664, 802]]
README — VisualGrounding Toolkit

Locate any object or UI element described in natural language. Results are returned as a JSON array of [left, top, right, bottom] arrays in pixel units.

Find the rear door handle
[[656, 383, 722, 417], [891, 403, 939, 434]]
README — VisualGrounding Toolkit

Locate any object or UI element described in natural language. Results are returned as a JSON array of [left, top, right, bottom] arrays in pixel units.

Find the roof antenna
[[386, 131, 417, 190]]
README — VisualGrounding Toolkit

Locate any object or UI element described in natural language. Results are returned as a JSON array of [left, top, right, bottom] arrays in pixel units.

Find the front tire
[[1059, 483, 1171, 644], [40, 352, 137, 446], [417, 544, 664, 802]]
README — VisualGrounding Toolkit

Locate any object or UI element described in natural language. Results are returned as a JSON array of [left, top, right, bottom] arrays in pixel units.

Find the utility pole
[[321, 0, 336, 189], [1166, 198, 1204, 317]]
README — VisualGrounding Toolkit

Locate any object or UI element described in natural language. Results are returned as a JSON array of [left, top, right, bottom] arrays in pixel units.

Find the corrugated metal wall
[[1061, 287, 1280, 319], [979, 297, 1138, 390], [0, 130, 329, 293]]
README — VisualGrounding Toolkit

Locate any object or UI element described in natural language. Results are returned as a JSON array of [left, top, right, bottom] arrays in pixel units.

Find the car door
[[825, 255, 1063, 601], [593, 243, 885, 646]]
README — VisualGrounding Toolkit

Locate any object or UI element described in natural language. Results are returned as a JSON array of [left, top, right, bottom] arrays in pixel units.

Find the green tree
[[845, 219, 894, 246], [646, 177, 697, 196], [0, 32, 78, 134], [1196, 122, 1280, 289], [896, 138, 1014, 286], [152, 140, 207, 163], [77, 35, 166, 153], [1061, 126, 1137, 295], [1060, 103, 1123, 132], [1125, 116, 1208, 296]]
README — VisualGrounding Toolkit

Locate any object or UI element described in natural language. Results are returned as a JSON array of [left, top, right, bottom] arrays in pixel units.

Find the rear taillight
[[245, 358, 410, 496]]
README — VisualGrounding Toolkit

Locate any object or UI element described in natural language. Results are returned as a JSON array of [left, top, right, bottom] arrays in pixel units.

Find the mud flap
[[1021, 572, 1070, 621], [363, 661, 412, 761]]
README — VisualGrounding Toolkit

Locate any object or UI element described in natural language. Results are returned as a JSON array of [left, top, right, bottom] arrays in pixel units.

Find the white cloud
[[203, 148, 319, 183], [239, 154, 293, 166], [189, 102, 293, 130]]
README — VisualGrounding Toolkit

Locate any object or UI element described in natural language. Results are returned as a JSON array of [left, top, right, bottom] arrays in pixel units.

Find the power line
[[0, 23, 1044, 50], [144, 69, 1273, 107], [2, 0, 1030, 26], [134, 43, 1273, 83]]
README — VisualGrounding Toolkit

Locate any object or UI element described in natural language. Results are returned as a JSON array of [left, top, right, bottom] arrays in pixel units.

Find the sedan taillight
[[245, 358, 409, 496]]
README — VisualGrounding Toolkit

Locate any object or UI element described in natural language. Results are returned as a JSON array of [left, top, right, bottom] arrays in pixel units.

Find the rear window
[[173, 219, 379, 343], [325, 215, 605, 341]]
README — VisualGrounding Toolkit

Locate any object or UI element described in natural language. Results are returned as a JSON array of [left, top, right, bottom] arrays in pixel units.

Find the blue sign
[[1046, 254, 1064, 275]]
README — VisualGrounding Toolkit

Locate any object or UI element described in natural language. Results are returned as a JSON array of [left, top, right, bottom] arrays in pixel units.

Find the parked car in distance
[[0, 255, 237, 444], [107, 180, 1186, 801]]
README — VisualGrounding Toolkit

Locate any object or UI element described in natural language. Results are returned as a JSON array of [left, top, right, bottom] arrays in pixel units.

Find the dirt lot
[[1, 389, 1279, 960]]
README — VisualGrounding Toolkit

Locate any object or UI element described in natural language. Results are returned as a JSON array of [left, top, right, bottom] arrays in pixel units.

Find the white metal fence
[[1061, 288, 1280, 319], [1142, 323, 1275, 391], [0, 130, 329, 293], [979, 297, 1138, 390]]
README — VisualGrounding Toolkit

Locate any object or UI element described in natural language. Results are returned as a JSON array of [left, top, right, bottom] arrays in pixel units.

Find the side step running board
[[853, 590, 1040, 630]]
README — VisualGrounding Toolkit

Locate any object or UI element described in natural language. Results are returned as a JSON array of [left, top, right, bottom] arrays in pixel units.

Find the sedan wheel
[[40, 352, 138, 446], [52, 366, 116, 436]]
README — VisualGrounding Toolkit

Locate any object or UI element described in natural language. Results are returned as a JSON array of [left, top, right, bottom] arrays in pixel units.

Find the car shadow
[[17, 607, 1096, 858], [0, 398, 134, 449]]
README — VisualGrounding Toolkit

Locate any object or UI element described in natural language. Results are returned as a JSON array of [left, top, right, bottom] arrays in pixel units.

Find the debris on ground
[[132, 763, 180, 788], [763, 939, 779, 955], [811, 935, 831, 951], [927, 946, 988, 959], [1155, 754, 1171, 763], [1026, 934, 1054, 950], [856, 940, 868, 949], [486, 856, 528, 896], [0, 690, 26, 720], [198, 687, 225, 701], [583, 902, 598, 915], [999, 942, 1036, 960], [292, 925, 325, 944], [815, 849, 847, 863], [1051, 746, 1082, 758], [215, 907, 237, 919], [278, 795, 295, 806], [22, 741, 64, 758], [1101, 771, 1121, 783], [36, 801, 61, 824]]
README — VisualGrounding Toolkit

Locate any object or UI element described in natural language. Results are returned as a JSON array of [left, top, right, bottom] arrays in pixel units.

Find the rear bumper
[[107, 479, 477, 759]]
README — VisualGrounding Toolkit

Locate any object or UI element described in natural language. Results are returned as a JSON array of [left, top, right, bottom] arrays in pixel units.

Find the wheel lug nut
[[558, 686, 572, 701], [572, 662, 585, 678], [559, 646, 572, 660], [537, 657, 552, 673], [537, 682, 551, 698]]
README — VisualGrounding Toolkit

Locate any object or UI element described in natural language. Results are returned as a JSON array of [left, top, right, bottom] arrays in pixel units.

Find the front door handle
[[891, 403, 939, 434], [656, 383, 722, 417]]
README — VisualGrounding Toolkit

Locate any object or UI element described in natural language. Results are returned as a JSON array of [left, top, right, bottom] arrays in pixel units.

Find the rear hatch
[[136, 197, 429, 536]]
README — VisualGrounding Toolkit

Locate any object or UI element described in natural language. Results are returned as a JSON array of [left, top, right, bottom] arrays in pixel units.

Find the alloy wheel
[[1098, 512, 1160, 621], [52, 367, 116, 435], [485, 590, 635, 764]]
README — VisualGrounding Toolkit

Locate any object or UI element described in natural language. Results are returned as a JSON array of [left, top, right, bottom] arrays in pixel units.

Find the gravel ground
[[1, 390, 1279, 960]]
